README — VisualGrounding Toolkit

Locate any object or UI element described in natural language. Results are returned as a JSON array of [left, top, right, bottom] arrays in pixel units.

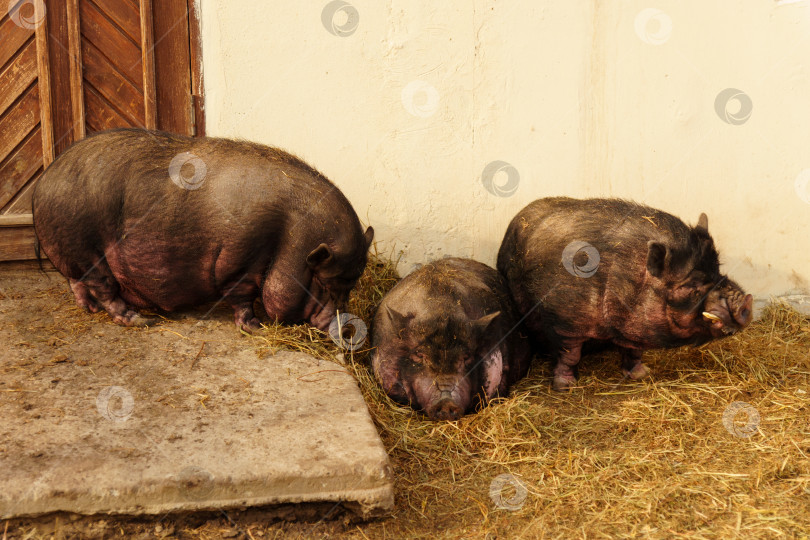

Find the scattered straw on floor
[[6, 252, 809, 539], [250, 253, 810, 539]]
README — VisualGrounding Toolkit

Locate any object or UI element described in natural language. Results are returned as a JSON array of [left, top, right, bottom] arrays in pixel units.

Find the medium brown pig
[[373, 258, 531, 420], [497, 197, 752, 391], [33, 129, 373, 332]]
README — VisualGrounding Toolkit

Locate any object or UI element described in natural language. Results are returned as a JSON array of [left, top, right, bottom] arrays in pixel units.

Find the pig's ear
[[306, 243, 332, 269], [471, 311, 500, 336], [646, 241, 668, 278], [696, 213, 709, 233], [363, 226, 374, 250], [386, 306, 413, 330]]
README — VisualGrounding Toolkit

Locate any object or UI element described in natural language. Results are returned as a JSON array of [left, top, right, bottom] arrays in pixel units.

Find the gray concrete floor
[[0, 264, 393, 520]]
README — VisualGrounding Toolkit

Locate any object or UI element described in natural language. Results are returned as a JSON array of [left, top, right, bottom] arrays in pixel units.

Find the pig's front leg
[[620, 347, 650, 380], [220, 277, 263, 332], [552, 338, 584, 391]]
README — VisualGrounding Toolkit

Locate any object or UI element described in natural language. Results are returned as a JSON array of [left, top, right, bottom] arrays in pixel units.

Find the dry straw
[[250, 252, 810, 539], [10, 252, 809, 538]]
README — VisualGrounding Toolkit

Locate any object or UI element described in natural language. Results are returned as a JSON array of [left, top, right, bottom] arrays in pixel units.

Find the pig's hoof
[[77, 297, 101, 313], [237, 317, 262, 333], [623, 363, 650, 380], [552, 375, 577, 392], [114, 311, 156, 327]]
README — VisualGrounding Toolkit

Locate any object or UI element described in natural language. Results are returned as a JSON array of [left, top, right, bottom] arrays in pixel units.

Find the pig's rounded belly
[[118, 278, 215, 311], [106, 243, 219, 311]]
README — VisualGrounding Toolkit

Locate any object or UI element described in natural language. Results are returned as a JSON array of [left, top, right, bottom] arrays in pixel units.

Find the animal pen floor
[[1, 256, 809, 539]]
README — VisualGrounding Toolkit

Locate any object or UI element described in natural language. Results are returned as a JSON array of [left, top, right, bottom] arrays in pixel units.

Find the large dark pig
[[372, 258, 531, 420], [497, 197, 753, 391], [32, 129, 373, 332]]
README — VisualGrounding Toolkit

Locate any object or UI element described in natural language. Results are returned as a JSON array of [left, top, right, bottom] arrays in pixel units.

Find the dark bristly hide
[[372, 257, 531, 420], [32, 128, 373, 332], [497, 197, 753, 391]]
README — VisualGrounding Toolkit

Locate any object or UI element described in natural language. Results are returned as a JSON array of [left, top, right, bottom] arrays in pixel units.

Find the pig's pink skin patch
[[483, 349, 504, 397]]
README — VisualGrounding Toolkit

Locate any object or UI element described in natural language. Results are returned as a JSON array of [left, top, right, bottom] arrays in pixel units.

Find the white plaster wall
[[200, 0, 810, 301]]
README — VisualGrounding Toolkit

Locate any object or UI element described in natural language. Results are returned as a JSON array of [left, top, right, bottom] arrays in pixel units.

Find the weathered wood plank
[[0, 15, 32, 70], [0, 127, 42, 209], [0, 225, 38, 261], [153, 0, 192, 134], [140, 0, 156, 129], [3, 169, 41, 214], [187, 0, 204, 136], [34, 0, 53, 167], [0, 39, 36, 118], [82, 39, 145, 126], [91, 0, 141, 45], [80, 0, 143, 90], [0, 83, 39, 164], [84, 83, 130, 132], [0, 215, 33, 227], [66, 0, 86, 142]]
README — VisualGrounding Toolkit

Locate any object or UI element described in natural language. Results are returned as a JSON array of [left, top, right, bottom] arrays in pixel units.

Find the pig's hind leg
[[620, 348, 650, 380], [68, 260, 154, 327]]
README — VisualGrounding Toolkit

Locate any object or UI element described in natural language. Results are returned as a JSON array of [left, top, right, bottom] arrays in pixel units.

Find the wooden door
[[0, 0, 204, 262]]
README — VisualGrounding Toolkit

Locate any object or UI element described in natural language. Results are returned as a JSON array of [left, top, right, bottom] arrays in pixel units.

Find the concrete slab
[[0, 348, 393, 519]]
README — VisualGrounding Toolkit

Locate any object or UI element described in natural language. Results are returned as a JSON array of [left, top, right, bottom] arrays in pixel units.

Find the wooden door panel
[[92, 0, 141, 43], [153, 0, 192, 134], [4, 169, 39, 214], [0, 127, 42, 209], [0, 0, 52, 254], [79, 0, 143, 90], [0, 0, 203, 261], [0, 84, 41, 164], [0, 15, 31, 68], [0, 39, 37, 116], [84, 84, 131, 131], [0, 222, 38, 260], [0, 84, 45, 216], [82, 39, 145, 126]]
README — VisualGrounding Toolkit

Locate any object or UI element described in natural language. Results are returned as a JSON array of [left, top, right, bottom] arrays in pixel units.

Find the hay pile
[[250, 251, 810, 539]]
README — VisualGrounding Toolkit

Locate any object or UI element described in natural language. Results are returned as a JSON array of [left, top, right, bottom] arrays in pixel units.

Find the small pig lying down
[[32, 129, 373, 332], [497, 197, 753, 391], [372, 258, 531, 421]]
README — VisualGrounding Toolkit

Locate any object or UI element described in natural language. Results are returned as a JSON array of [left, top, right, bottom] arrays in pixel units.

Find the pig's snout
[[734, 294, 754, 327], [421, 376, 470, 421], [428, 393, 464, 421], [703, 291, 754, 337]]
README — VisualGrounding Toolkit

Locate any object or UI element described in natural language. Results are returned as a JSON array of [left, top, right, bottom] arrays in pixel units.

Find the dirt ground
[[1, 262, 809, 539]]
